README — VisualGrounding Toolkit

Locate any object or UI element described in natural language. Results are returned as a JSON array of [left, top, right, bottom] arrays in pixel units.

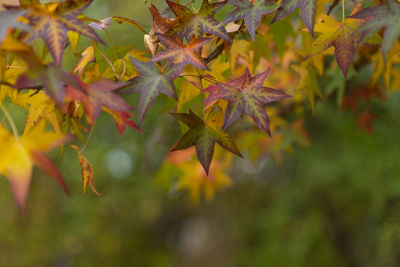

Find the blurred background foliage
[[2, 1, 400, 266]]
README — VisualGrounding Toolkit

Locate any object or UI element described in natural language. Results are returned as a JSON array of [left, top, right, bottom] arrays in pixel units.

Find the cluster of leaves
[[0, 0, 398, 209]]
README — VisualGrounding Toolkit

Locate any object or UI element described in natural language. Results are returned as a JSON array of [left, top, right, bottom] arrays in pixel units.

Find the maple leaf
[[350, 0, 400, 60], [145, 4, 179, 56], [15, 63, 84, 105], [342, 85, 385, 135], [148, 4, 178, 36], [65, 79, 132, 124], [149, 33, 211, 70], [271, 0, 317, 36], [0, 121, 70, 211], [102, 108, 142, 136], [370, 41, 400, 91], [70, 145, 100, 196], [0, 10, 31, 42], [11, 90, 62, 133], [155, 147, 233, 202], [122, 56, 182, 125], [60, 100, 87, 142], [204, 68, 289, 135], [15, 0, 103, 65], [304, 12, 367, 78], [176, 159, 232, 202], [74, 46, 95, 78], [171, 110, 242, 175], [220, 0, 280, 40], [342, 85, 385, 113], [166, 0, 231, 41], [292, 64, 322, 114]]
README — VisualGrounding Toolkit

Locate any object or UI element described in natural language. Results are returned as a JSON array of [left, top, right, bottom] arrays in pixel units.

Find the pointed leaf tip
[[171, 110, 242, 175], [204, 68, 288, 135]]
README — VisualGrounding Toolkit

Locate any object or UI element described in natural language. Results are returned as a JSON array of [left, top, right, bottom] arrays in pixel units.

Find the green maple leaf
[[271, 0, 317, 36], [18, 0, 103, 65], [150, 33, 211, 70], [220, 0, 280, 40], [171, 110, 242, 175], [204, 68, 289, 135], [166, 0, 231, 41], [350, 0, 400, 60], [122, 56, 183, 126]]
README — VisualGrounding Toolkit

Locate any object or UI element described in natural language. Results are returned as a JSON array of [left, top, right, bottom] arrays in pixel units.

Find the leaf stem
[[105, 29, 118, 61], [178, 74, 218, 84], [0, 104, 19, 138], [93, 41, 120, 80], [81, 120, 96, 153], [342, 0, 345, 23]]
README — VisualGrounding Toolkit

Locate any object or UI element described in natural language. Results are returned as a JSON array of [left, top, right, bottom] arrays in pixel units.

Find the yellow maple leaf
[[208, 56, 230, 83], [0, 57, 27, 104], [297, 32, 325, 75], [391, 69, 400, 91], [292, 64, 322, 115], [177, 146, 232, 202], [67, 31, 80, 56], [371, 41, 400, 91], [177, 160, 232, 202], [11, 90, 62, 133], [74, 46, 95, 78], [177, 79, 201, 112], [307, 13, 366, 77], [229, 39, 252, 75], [155, 145, 233, 203], [0, 120, 70, 211]]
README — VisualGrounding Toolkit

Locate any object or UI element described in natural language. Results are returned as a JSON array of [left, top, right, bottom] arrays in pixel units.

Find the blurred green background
[[2, 1, 400, 267]]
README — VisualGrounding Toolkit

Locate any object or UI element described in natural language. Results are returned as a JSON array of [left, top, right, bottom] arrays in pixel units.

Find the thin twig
[[327, 0, 340, 15], [179, 74, 218, 84], [81, 120, 96, 153], [93, 40, 121, 80], [105, 29, 118, 61], [0, 80, 43, 91]]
